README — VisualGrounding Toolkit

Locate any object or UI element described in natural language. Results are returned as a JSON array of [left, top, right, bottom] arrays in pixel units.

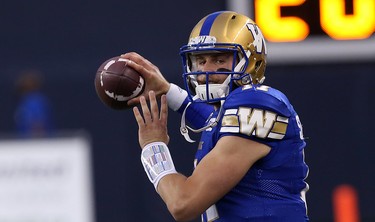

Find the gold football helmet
[[180, 11, 267, 103]]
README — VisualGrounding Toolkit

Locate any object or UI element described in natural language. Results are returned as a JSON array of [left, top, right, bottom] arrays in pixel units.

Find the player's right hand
[[121, 52, 171, 106]]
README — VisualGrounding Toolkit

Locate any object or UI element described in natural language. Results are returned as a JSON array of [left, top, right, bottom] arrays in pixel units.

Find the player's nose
[[196, 74, 206, 84], [197, 74, 216, 84]]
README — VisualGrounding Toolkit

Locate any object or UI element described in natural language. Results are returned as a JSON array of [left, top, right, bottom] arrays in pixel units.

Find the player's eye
[[215, 59, 225, 64], [197, 59, 206, 66]]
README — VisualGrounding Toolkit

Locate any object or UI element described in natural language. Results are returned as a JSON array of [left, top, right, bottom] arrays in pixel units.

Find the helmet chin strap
[[180, 99, 225, 143]]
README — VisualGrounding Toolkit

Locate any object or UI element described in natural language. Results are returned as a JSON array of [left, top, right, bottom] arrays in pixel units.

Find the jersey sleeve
[[218, 85, 293, 141]]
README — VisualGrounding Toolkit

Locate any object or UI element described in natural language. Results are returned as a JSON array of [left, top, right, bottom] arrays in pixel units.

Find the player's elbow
[[167, 199, 200, 222]]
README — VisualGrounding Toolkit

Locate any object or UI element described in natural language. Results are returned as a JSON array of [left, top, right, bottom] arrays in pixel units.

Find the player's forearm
[[140, 142, 200, 221], [139, 141, 208, 221], [157, 174, 204, 221]]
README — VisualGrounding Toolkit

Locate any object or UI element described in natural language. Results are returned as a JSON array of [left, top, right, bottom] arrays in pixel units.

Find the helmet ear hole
[[241, 75, 251, 85]]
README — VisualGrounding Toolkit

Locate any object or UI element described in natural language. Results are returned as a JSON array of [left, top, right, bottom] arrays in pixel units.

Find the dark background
[[0, 0, 374, 221]]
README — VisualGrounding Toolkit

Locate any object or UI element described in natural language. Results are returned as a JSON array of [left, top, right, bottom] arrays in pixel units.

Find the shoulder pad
[[224, 85, 292, 117]]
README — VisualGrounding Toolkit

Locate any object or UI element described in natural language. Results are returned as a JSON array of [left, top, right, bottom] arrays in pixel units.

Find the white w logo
[[238, 108, 276, 138], [246, 23, 267, 54]]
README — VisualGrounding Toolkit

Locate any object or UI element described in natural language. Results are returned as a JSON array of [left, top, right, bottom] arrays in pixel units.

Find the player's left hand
[[133, 91, 169, 148]]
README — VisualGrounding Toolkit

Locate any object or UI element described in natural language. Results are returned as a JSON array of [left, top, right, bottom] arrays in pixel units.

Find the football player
[[123, 11, 309, 222]]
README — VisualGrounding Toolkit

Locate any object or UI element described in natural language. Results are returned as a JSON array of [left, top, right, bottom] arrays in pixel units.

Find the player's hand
[[133, 91, 169, 148], [121, 52, 170, 106]]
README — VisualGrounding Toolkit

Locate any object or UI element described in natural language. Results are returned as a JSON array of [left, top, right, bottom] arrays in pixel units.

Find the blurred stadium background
[[0, 0, 374, 221]]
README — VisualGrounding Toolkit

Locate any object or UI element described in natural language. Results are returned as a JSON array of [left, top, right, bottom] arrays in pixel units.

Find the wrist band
[[166, 83, 188, 111], [141, 142, 177, 190]]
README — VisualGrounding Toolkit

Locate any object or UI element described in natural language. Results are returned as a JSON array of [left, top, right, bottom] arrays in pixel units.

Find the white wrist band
[[141, 142, 177, 190], [166, 83, 188, 111]]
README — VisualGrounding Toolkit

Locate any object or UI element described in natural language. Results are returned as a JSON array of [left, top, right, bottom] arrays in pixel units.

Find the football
[[95, 56, 145, 110]]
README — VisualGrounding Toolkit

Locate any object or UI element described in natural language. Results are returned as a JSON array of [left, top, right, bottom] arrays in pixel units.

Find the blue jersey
[[181, 85, 309, 221]]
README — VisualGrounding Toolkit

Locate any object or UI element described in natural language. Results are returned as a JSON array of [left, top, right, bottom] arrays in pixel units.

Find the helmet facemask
[[180, 43, 251, 103]]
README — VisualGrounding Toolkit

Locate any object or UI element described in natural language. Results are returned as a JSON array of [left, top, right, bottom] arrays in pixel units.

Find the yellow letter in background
[[255, 0, 309, 42], [320, 0, 375, 40]]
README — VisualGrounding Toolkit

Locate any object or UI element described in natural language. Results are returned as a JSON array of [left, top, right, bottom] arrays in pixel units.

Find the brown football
[[95, 56, 145, 110]]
